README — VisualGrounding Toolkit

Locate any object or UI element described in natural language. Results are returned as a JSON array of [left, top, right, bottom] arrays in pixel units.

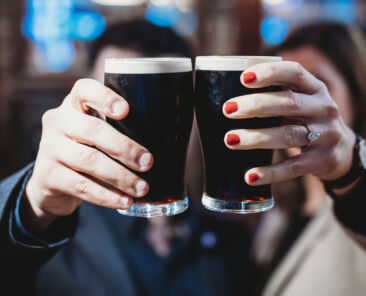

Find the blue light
[[173, 11, 198, 36], [262, 0, 303, 12], [261, 16, 288, 45], [71, 11, 106, 41], [324, 0, 355, 23], [22, 0, 106, 72], [43, 40, 75, 72], [145, 3, 180, 27]]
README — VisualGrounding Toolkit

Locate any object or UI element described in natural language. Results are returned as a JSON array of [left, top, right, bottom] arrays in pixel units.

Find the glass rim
[[105, 57, 192, 74], [195, 55, 282, 71]]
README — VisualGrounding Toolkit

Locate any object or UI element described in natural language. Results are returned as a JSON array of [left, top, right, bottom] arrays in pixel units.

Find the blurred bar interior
[[1, 0, 366, 178]]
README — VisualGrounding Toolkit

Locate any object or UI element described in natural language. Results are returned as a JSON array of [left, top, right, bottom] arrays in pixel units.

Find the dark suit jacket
[[0, 164, 252, 296]]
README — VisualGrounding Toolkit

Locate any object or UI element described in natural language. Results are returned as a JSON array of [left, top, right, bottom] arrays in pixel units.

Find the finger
[[56, 109, 153, 172], [223, 91, 330, 119], [63, 78, 129, 120], [241, 61, 324, 94], [55, 139, 149, 198], [224, 125, 309, 150], [49, 166, 133, 210], [244, 148, 331, 185]]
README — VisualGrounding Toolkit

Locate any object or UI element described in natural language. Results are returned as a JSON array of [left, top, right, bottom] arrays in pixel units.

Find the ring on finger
[[299, 122, 320, 148]]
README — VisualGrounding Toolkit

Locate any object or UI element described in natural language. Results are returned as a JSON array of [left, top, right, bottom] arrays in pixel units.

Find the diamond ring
[[300, 122, 320, 148]]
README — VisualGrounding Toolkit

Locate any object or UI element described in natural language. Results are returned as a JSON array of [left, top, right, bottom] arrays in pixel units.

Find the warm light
[[174, 0, 194, 12], [262, 0, 286, 5], [91, 0, 145, 6], [150, 0, 172, 6]]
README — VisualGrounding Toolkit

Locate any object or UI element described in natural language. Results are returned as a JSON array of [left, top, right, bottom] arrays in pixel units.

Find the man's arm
[[0, 163, 78, 274]]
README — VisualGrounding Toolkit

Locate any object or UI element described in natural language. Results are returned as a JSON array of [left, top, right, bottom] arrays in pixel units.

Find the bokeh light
[[91, 0, 145, 5], [22, 0, 106, 72], [145, 3, 180, 27], [262, 0, 286, 5], [150, 0, 172, 6], [261, 16, 288, 45], [173, 11, 198, 36], [71, 11, 106, 41], [174, 0, 194, 12]]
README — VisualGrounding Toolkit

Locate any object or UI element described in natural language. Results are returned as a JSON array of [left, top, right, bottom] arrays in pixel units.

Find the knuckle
[[83, 117, 103, 136], [283, 126, 299, 147], [325, 103, 340, 119], [117, 171, 138, 193], [73, 78, 92, 91], [249, 95, 264, 114], [248, 131, 261, 148], [75, 180, 91, 196], [38, 137, 53, 153], [117, 137, 136, 159], [97, 190, 117, 206], [79, 148, 99, 166], [328, 126, 342, 144], [265, 63, 277, 80], [42, 109, 57, 126], [289, 162, 302, 177], [285, 93, 300, 112], [290, 62, 305, 80], [104, 94, 116, 110], [318, 80, 328, 92]]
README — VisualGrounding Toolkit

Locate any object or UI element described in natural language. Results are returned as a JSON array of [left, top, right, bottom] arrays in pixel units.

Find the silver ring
[[300, 122, 320, 148]]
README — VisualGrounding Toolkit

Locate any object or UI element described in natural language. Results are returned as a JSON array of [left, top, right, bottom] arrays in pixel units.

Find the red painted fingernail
[[227, 134, 240, 145], [243, 72, 257, 84], [248, 173, 260, 183], [224, 102, 238, 114]]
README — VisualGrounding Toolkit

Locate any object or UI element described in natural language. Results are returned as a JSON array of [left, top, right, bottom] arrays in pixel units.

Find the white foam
[[195, 56, 282, 71], [105, 57, 192, 74]]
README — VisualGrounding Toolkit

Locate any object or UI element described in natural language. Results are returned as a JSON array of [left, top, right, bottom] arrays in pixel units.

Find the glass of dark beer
[[104, 58, 193, 217], [195, 56, 282, 213]]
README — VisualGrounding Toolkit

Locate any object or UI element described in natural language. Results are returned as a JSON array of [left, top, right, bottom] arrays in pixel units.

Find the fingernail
[[112, 100, 127, 115], [224, 102, 238, 114], [243, 72, 257, 84], [120, 197, 131, 208], [227, 134, 241, 145], [248, 173, 260, 183], [138, 152, 152, 169], [135, 179, 148, 196]]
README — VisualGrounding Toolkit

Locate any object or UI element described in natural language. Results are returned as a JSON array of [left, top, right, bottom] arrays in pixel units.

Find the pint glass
[[195, 56, 282, 213], [104, 58, 193, 217]]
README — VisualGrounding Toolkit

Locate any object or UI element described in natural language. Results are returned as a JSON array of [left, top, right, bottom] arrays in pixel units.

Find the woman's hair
[[269, 22, 366, 136]]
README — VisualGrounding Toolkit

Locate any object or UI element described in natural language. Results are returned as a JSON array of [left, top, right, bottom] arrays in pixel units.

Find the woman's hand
[[24, 79, 153, 231], [222, 61, 356, 186]]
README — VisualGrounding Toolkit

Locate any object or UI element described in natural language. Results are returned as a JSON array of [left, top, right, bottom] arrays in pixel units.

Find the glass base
[[202, 194, 274, 214], [117, 197, 189, 218]]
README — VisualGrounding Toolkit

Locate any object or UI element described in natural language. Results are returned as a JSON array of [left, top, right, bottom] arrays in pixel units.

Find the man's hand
[[24, 79, 153, 232]]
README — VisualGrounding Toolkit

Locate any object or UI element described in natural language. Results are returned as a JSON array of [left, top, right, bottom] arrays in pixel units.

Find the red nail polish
[[224, 102, 238, 114], [227, 134, 240, 145], [243, 72, 257, 84], [248, 173, 260, 183]]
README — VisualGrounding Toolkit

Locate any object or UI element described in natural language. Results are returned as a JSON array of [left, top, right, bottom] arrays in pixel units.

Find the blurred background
[[1, 0, 366, 178]]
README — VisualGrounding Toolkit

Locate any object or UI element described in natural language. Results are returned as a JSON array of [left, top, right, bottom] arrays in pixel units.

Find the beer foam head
[[105, 57, 192, 74], [195, 56, 283, 71]]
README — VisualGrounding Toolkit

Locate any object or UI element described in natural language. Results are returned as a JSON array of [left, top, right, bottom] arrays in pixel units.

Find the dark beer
[[104, 58, 193, 217], [195, 56, 282, 213]]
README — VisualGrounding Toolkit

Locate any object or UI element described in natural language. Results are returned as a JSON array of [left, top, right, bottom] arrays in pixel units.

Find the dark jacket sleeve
[[0, 163, 78, 277], [328, 177, 366, 236]]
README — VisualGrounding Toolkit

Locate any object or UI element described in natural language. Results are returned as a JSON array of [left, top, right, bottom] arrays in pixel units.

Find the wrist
[[23, 178, 59, 235], [323, 134, 366, 196]]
